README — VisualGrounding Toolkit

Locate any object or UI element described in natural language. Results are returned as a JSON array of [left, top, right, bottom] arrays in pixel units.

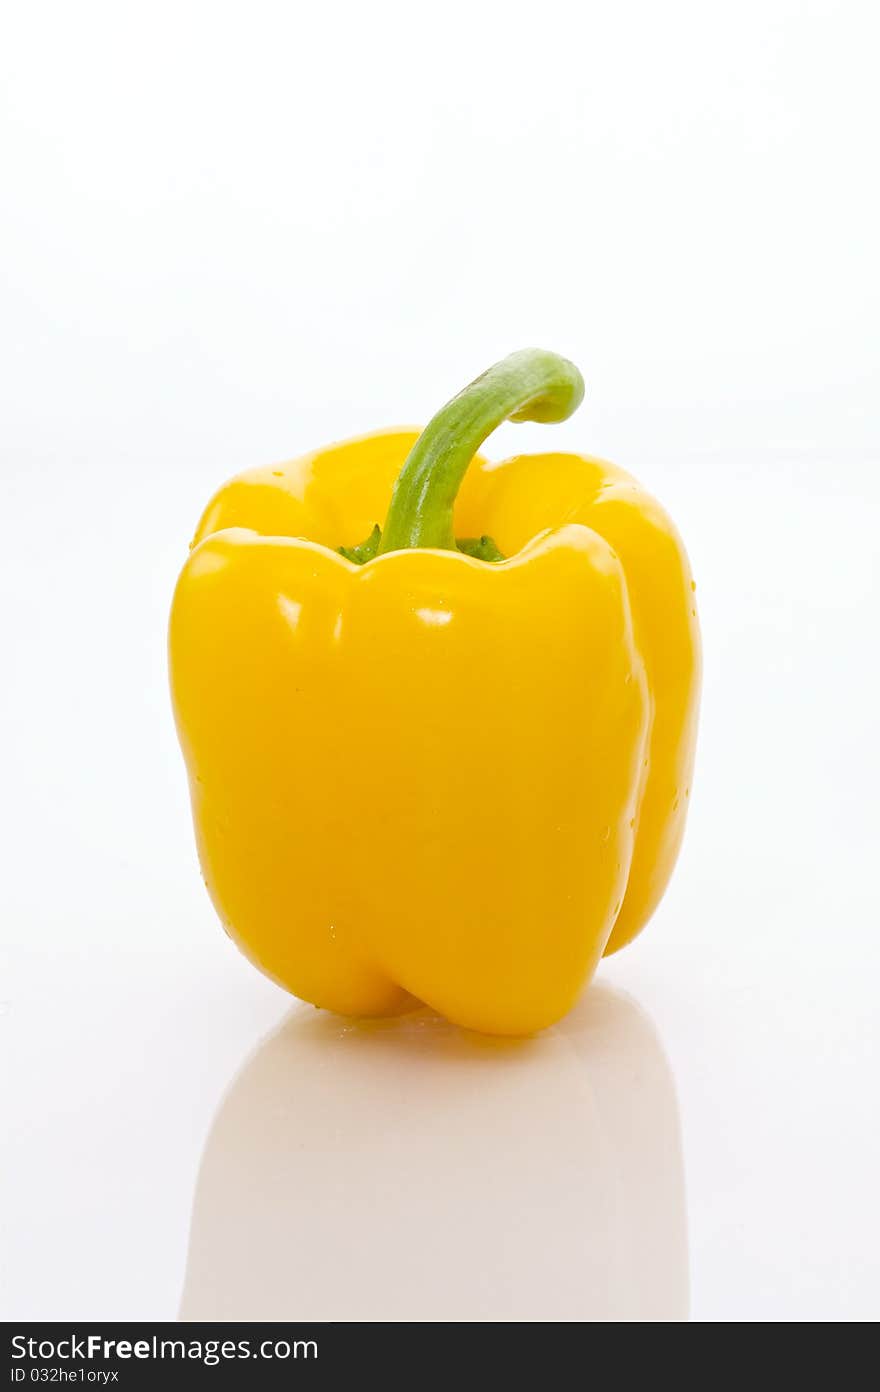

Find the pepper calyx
[[339, 526, 506, 566]]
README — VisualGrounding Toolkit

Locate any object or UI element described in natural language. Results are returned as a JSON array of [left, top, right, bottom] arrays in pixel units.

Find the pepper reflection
[[179, 983, 687, 1321]]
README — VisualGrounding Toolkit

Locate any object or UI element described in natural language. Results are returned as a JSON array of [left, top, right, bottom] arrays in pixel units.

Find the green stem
[[376, 348, 584, 555]]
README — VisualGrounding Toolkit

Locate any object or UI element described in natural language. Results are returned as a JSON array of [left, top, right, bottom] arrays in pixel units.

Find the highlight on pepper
[[169, 349, 701, 1036]]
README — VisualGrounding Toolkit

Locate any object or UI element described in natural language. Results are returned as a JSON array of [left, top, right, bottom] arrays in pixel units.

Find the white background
[[2, 0, 878, 1322]]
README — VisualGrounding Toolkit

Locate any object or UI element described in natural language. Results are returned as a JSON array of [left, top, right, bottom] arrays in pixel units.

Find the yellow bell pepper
[[169, 350, 701, 1035]]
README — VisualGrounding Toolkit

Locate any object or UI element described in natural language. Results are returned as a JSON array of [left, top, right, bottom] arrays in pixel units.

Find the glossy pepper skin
[[169, 351, 700, 1035]]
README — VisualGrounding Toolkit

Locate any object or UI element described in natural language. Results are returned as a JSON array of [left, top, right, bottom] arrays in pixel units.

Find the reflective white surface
[[179, 988, 687, 1322], [2, 0, 879, 1323]]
